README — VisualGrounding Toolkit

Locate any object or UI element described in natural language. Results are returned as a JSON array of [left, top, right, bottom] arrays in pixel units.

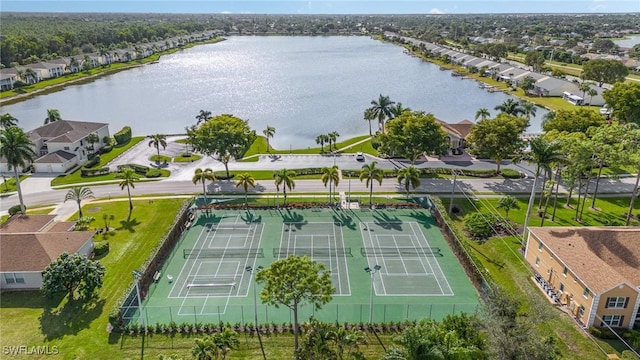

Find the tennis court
[[131, 205, 479, 325]]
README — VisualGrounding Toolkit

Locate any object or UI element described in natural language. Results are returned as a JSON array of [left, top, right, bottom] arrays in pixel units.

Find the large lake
[[3, 36, 546, 148]]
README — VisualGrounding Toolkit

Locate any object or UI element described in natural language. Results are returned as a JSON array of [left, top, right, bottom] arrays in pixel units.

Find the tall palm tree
[[148, 134, 167, 164], [370, 94, 396, 133], [192, 168, 216, 204], [474, 108, 490, 121], [64, 186, 95, 218], [44, 109, 61, 124], [235, 173, 256, 208], [118, 167, 139, 218], [363, 107, 376, 136], [85, 132, 100, 155], [328, 131, 340, 150], [579, 81, 592, 101], [359, 161, 383, 208], [541, 111, 556, 128], [0, 114, 18, 129], [0, 127, 37, 215], [315, 134, 329, 152], [518, 137, 563, 244], [321, 165, 340, 205], [263, 125, 276, 151], [397, 165, 421, 199], [273, 168, 296, 205], [23, 68, 38, 84], [389, 102, 411, 119], [520, 101, 537, 123], [195, 110, 211, 125], [494, 99, 524, 116], [587, 88, 598, 106], [497, 195, 519, 220]]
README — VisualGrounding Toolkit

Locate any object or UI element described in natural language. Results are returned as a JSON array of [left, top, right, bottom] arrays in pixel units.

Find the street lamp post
[[245, 265, 267, 360], [364, 265, 381, 324], [132, 270, 146, 329]]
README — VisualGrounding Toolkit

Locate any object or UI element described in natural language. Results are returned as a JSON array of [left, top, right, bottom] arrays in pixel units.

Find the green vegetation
[[174, 152, 202, 162], [242, 135, 373, 158], [0, 199, 185, 359], [0, 174, 28, 193], [149, 154, 171, 163]]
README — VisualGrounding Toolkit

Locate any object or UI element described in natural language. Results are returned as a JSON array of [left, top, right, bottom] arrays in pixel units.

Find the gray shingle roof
[[33, 150, 76, 164], [27, 120, 108, 143]]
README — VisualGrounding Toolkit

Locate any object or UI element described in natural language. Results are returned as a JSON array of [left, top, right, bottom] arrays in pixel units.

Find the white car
[[355, 152, 365, 161]]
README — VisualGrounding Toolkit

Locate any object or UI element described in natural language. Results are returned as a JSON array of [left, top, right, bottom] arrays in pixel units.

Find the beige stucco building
[[524, 227, 640, 329]]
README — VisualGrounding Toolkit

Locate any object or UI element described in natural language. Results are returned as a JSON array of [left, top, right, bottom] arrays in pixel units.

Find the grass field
[[437, 195, 639, 359], [0, 199, 186, 359], [0, 174, 29, 193], [243, 135, 373, 159]]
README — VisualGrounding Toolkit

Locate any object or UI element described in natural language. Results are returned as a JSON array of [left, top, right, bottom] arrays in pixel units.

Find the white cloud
[[220, 11, 232, 14], [589, 4, 607, 11], [429, 8, 445, 14]]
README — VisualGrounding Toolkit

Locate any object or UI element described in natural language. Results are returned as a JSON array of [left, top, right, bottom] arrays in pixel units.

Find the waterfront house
[[532, 77, 580, 97], [10, 120, 111, 173], [524, 227, 640, 329], [30, 62, 65, 79], [0, 69, 17, 91], [0, 215, 95, 291]]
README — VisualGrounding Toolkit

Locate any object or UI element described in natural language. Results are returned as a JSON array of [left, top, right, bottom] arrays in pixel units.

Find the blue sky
[[1, 0, 638, 14]]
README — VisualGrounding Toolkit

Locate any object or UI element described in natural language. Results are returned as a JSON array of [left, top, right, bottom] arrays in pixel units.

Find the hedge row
[[117, 163, 149, 175], [114, 126, 132, 145], [81, 167, 110, 177], [343, 167, 523, 179]]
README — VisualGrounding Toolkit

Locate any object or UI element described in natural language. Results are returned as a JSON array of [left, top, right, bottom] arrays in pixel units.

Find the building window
[[535, 257, 540, 267], [602, 315, 624, 327], [606, 297, 628, 309], [583, 288, 589, 298], [3, 273, 25, 284], [64, 146, 70, 150], [562, 266, 568, 277], [538, 241, 543, 251], [578, 305, 585, 316], [559, 283, 565, 293]]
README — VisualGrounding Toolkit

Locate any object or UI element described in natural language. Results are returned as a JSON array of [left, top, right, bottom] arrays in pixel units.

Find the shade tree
[[41, 252, 105, 301], [581, 59, 629, 87], [467, 114, 527, 173], [541, 108, 606, 134], [602, 82, 640, 126]]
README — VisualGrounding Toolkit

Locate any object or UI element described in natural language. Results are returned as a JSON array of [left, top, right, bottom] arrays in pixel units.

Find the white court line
[[404, 233, 432, 275], [409, 222, 452, 295], [389, 235, 410, 274], [169, 222, 212, 297], [361, 222, 388, 295], [333, 223, 352, 296]]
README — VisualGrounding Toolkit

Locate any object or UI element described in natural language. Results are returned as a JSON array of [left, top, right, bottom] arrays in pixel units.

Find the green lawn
[[0, 174, 29, 193], [437, 196, 634, 359], [149, 155, 172, 163], [243, 135, 373, 159], [0, 199, 186, 359], [173, 152, 202, 162]]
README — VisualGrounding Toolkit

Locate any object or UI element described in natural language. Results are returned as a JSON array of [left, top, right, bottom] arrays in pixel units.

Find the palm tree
[[192, 168, 216, 204], [273, 168, 296, 205], [315, 134, 329, 152], [494, 99, 524, 116], [235, 173, 256, 208], [587, 88, 598, 106], [0, 127, 37, 215], [370, 94, 396, 133], [192, 336, 216, 360], [195, 110, 211, 125], [0, 113, 18, 129], [148, 134, 167, 164], [474, 108, 490, 121], [85, 132, 100, 155], [118, 167, 139, 218], [520, 101, 537, 123], [579, 81, 592, 101], [497, 195, 519, 220], [328, 131, 340, 150], [23, 68, 38, 84], [64, 186, 95, 218], [212, 327, 240, 360], [263, 125, 276, 151], [359, 161, 383, 208], [397, 165, 421, 199], [518, 137, 563, 244], [363, 107, 376, 136], [389, 102, 411, 118], [69, 57, 80, 73], [44, 109, 61, 124], [541, 111, 556, 128], [321, 165, 340, 205]]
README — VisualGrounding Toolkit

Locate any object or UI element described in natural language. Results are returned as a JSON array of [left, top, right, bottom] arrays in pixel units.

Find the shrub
[[117, 164, 149, 175], [83, 155, 101, 169], [93, 241, 110, 257], [214, 172, 235, 180], [100, 145, 113, 153], [113, 126, 132, 145], [501, 169, 522, 179], [145, 169, 162, 178], [464, 212, 496, 241], [8, 205, 24, 216], [81, 167, 110, 177]]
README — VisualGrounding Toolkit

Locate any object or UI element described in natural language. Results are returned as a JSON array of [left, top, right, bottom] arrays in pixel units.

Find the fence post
[[169, 306, 173, 322], [241, 305, 244, 324], [383, 304, 386, 323], [194, 306, 197, 324], [406, 304, 409, 318], [453, 304, 456, 315], [429, 304, 432, 319], [360, 304, 363, 323], [336, 304, 339, 323], [218, 306, 221, 323]]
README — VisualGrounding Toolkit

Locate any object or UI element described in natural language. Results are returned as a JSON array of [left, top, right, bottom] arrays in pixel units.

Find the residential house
[[0, 69, 17, 91], [0, 215, 95, 291], [524, 227, 640, 329], [532, 77, 580, 97], [436, 119, 474, 155], [30, 62, 65, 79], [17, 120, 110, 173]]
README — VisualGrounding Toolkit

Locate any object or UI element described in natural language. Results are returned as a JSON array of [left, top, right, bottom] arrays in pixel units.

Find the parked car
[[355, 152, 365, 161]]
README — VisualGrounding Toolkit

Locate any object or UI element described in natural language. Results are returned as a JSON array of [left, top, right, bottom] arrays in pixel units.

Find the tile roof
[[33, 150, 76, 164], [529, 227, 640, 294], [27, 120, 108, 144], [0, 215, 56, 233], [0, 232, 94, 272]]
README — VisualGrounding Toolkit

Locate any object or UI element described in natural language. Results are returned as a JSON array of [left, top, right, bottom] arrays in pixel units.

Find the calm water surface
[[3, 36, 546, 148], [613, 35, 640, 48]]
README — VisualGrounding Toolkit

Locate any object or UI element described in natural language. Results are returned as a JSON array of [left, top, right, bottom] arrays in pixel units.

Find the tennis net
[[183, 248, 264, 259], [273, 247, 353, 258], [360, 247, 442, 257]]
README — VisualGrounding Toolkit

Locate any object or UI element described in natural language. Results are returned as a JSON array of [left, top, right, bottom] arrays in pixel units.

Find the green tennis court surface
[[127, 207, 479, 325]]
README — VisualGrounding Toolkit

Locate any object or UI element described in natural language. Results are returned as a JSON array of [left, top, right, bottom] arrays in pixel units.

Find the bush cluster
[[117, 164, 149, 175], [80, 167, 110, 177], [463, 212, 510, 241], [8, 205, 24, 216], [93, 241, 110, 257], [145, 169, 162, 178], [113, 126, 132, 145], [82, 155, 101, 169]]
